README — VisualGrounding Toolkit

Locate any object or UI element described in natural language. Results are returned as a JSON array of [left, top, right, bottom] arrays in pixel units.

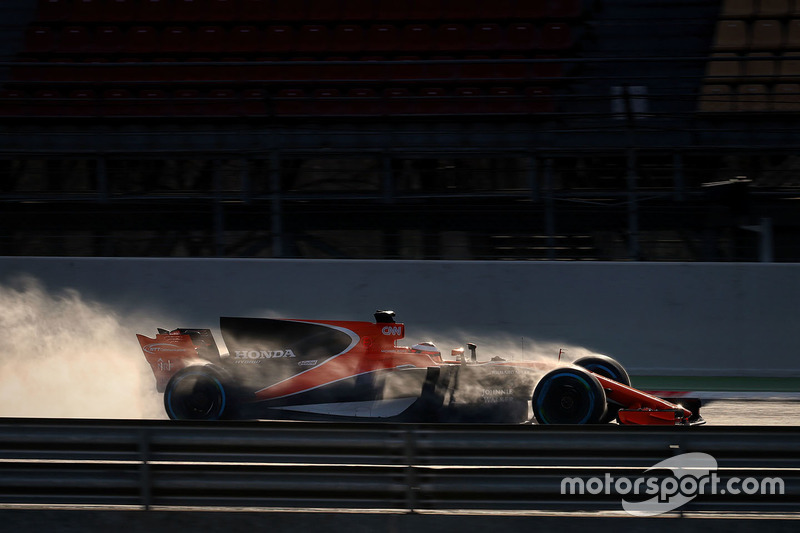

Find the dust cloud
[[406, 330, 610, 405], [407, 329, 603, 365], [0, 283, 608, 421], [0, 277, 166, 419]]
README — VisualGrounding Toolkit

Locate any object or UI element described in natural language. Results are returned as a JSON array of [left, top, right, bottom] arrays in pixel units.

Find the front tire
[[573, 354, 631, 386], [573, 354, 631, 423], [532, 367, 607, 424], [164, 365, 231, 420]]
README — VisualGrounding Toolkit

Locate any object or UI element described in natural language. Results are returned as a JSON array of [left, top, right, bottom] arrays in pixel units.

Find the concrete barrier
[[1, 258, 798, 377]]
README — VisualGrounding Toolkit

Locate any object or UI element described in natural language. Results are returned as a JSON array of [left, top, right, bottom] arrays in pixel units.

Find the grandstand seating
[[11, 0, 800, 263], [744, 52, 776, 81], [713, 20, 748, 51], [751, 19, 783, 49], [773, 81, 800, 109], [721, 0, 755, 19], [778, 50, 800, 80], [0, 89, 27, 116], [0, 0, 593, 118], [706, 52, 742, 82], [786, 19, 800, 47], [698, 84, 734, 112], [701, 2, 800, 112], [737, 82, 770, 110], [759, 0, 790, 17]]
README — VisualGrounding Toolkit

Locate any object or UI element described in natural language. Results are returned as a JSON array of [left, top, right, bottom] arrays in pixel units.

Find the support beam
[[270, 151, 284, 258], [213, 160, 225, 257], [544, 158, 556, 260], [626, 148, 640, 260]]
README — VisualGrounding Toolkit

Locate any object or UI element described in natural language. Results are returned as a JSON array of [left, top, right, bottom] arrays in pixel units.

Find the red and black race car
[[137, 310, 703, 425]]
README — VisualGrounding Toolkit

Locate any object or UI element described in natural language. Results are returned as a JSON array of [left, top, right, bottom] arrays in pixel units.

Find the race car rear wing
[[136, 328, 219, 392]]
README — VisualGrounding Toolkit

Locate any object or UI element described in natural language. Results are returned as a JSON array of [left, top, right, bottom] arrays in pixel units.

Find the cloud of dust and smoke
[[0, 285, 609, 421], [0, 277, 166, 419], [409, 329, 603, 365], [405, 330, 609, 405]]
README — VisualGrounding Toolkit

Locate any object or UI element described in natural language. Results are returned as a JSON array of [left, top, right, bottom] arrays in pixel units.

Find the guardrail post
[[139, 429, 152, 510], [404, 426, 418, 513], [669, 442, 684, 518]]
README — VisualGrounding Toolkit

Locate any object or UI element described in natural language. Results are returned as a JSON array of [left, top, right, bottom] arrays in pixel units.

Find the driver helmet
[[411, 341, 440, 358]]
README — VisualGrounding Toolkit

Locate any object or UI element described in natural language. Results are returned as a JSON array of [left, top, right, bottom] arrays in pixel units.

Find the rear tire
[[164, 365, 231, 420], [532, 367, 607, 424]]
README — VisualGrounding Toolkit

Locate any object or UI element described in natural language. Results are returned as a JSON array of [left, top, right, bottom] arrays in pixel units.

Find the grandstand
[[0, 0, 799, 261]]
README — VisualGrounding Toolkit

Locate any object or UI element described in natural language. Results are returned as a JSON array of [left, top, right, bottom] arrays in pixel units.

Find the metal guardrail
[[0, 419, 798, 513]]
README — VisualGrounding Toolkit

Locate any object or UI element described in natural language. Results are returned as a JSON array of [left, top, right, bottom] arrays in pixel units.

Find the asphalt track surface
[[699, 400, 800, 425]]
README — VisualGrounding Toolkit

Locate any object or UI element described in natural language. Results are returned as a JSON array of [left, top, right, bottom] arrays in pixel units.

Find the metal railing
[[1, 419, 798, 513]]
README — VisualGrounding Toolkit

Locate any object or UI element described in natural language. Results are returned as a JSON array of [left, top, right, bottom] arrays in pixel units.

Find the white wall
[[1, 257, 798, 376]]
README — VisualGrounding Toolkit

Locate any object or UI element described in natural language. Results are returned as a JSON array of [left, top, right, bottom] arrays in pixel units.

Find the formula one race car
[[137, 311, 703, 425]]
